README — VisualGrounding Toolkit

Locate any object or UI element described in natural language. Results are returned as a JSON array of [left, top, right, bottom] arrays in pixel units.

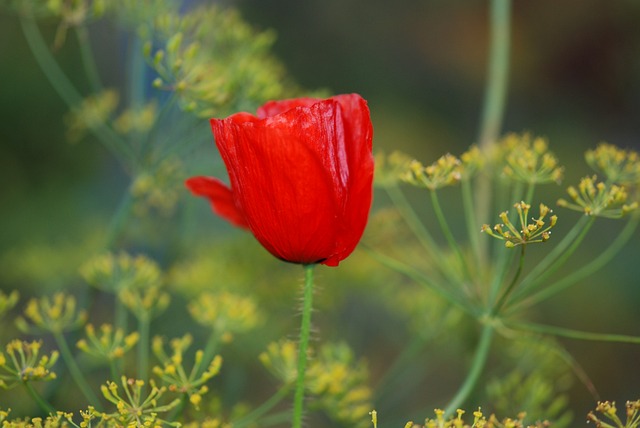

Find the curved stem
[[510, 216, 595, 303], [234, 386, 292, 428], [24, 381, 56, 415], [444, 323, 494, 415], [19, 16, 136, 164], [363, 247, 477, 317], [512, 215, 639, 311], [492, 244, 525, 315], [53, 332, 101, 407], [429, 190, 470, 280], [196, 330, 221, 379], [509, 321, 640, 344], [75, 26, 103, 93], [292, 265, 315, 428]]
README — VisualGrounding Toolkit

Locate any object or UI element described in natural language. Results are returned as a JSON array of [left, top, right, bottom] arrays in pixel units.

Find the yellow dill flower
[[374, 151, 414, 187], [15, 293, 87, 335], [482, 202, 557, 248], [499, 133, 563, 184], [0, 340, 58, 389], [80, 252, 163, 294], [557, 175, 638, 218], [188, 291, 260, 338], [585, 143, 640, 185], [401, 154, 462, 190], [0, 290, 19, 319], [76, 323, 139, 362]]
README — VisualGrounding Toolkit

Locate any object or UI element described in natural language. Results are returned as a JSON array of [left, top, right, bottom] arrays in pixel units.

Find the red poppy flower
[[185, 94, 374, 266]]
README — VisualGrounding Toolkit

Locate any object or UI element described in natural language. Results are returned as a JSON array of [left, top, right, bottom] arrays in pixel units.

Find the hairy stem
[[292, 265, 315, 428]]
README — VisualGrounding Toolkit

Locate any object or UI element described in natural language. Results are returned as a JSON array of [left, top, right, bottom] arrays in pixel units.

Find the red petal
[[185, 176, 248, 229]]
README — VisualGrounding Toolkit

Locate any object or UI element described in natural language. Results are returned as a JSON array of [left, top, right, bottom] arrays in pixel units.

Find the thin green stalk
[[429, 190, 470, 279], [386, 185, 441, 258], [363, 248, 477, 317], [461, 179, 482, 267], [511, 216, 595, 303], [475, 0, 512, 242], [233, 386, 292, 428], [19, 17, 136, 164], [492, 244, 525, 315], [509, 321, 640, 344], [53, 332, 101, 407], [444, 323, 494, 415], [24, 381, 56, 415], [511, 215, 639, 311], [196, 330, 222, 379], [75, 26, 103, 93], [105, 187, 134, 250], [137, 315, 150, 383], [292, 265, 315, 428]]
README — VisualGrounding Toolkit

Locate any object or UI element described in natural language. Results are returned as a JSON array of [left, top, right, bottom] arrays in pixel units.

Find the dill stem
[[509, 321, 640, 344], [444, 323, 494, 415], [234, 386, 292, 428], [75, 25, 103, 93], [429, 189, 470, 280], [24, 381, 56, 415], [53, 331, 101, 408], [474, 0, 512, 240], [511, 214, 639, 311], [492, 245, 525, 314], [461, 179, 482, 267], [292, 265, 314, 428], [137, 315, 150, 383], [19, 16, 135, 164]]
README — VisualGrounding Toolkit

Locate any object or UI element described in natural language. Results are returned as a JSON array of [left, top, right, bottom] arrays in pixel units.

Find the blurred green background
[[1, 0, 639, 424]]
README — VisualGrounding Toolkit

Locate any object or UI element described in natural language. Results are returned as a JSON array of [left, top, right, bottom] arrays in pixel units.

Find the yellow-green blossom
[[101, 376, 180, 427], [0, 340, 58, 389], [80, 252, 162, 294], [188, 292, 259, 340], [0, 291, 19, 320], [585, 143, 640, 185], [152, 335, 222, 410], [76, 324, 139, 361], [120, 286, 170, 321], [401, 154, 462, 190], [557, 176, 638, 218], [482, 202, 557, 248], [65, 90, 119, 143], [499, 133, 563, 184], [15, 293, 87, 335], [374, 151, 414, 187]]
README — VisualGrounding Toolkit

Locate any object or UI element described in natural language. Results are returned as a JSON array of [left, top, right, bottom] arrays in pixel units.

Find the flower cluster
[[0, 340, 58, 389], [188, 292, 260, 341], [80, 252, 162, 294], [15, 293, 87, 335], [498, 133, 563, 184], [556, 176, 637, 218], [397, 408, 549, 428], [152, 334, 222, 409], [401, 154, 462, 190], [587, 400, 640, 428], [0, 290, 19, 320], [76, 324, 139, 362], [585, 143, 640, 185], [482, 202, 557, 248]]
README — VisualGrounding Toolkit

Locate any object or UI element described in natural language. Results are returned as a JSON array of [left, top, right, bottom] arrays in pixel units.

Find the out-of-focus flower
[[76, 324, 139, 362], [401, 154, 462, 190], [0, 340, 58, 389], [80, 252, 162, 294], [585, 143, 640, 186], [0, 291, 19, 320], [188, 292, 259, 341], [499, 133, 563, 185], [186, 94, 374, 267], [557, 176, 638, 218], [15, 293, 87, 335]]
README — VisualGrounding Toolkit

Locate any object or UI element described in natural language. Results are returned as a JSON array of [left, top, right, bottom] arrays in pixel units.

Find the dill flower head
[[401, 154, 462, 190], [374, 151, 414, 187], [499, 133, 563, 185], [76, 324, 139, 362], [0, 340, 58, 389], [80, 252, 163, 294], [0, 291, 19, 320], [585, 143, 640, 185], [15, 293, 87, 335], [188, 291, 260, 340], [481, 202, 557, 248], [557, 175, 638, 218]]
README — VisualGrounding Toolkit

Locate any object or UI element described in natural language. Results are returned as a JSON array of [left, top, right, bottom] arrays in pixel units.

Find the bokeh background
[[1, 0, 639, 424]]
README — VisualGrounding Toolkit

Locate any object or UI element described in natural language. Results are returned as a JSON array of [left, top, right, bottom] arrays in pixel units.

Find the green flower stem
[[509, 321, 640, 344], [196, 330, 222, 379], [511, 214, 639, 311], [137, 315, 150, 383], [385, 185, 444, 263], [53, 331, 101, 407], [24, 381, 56, 415], [19, 17, 136, 164], [461, 179, 482, 267], [444, 322, 494, 415], [491, 245, 525, 315], [292, 265, 315, 428], [510, 215, 596, 303], [429, 189, 470, 280], [106, 186, 135, 250], [233, 386, 292, 428], [75, 26, 103, 93], [475, 0, 512, 243], [363, 247, 477, 317], [487, 181, 524, 304]]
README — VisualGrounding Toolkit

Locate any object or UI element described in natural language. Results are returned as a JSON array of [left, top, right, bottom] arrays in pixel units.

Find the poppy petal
[[185, 176, 249, 229]]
